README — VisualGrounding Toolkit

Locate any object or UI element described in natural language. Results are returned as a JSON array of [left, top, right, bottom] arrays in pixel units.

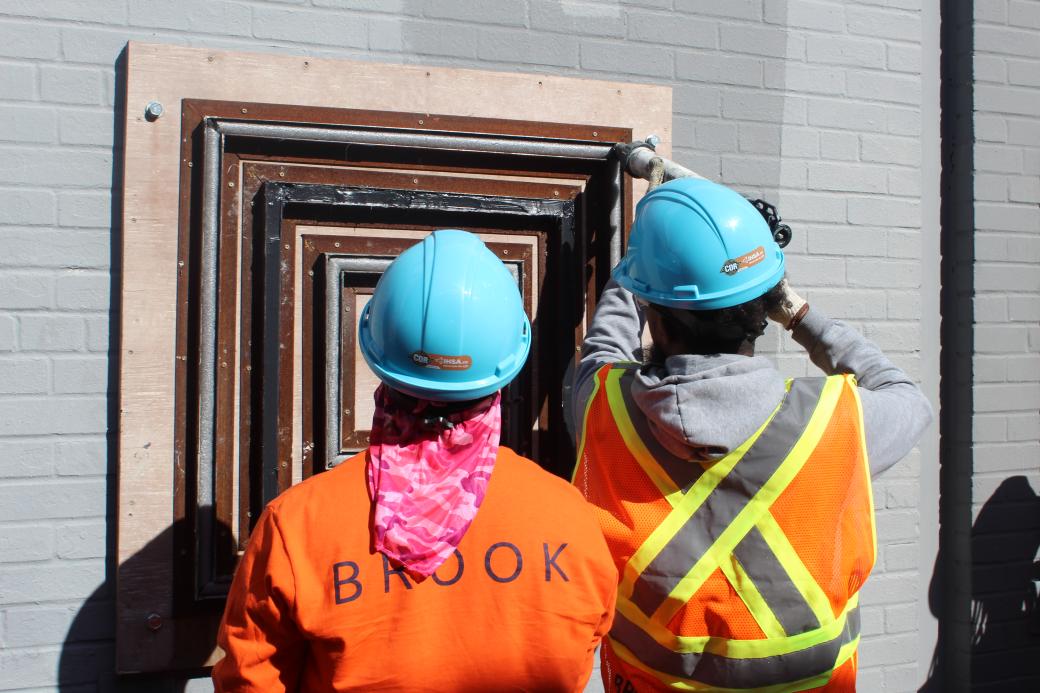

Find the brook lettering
[[332, 541, 572, 603]]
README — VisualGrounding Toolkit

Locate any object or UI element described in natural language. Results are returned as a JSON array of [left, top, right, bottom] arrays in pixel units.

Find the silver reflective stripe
[[610, 606, 860, 688], [629, 378, 828, 617], [614, 368, 705, 492], [732, 527, 821, 635]]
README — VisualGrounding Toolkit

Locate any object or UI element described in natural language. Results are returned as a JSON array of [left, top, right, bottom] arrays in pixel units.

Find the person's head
[[358, 229, 531, 403], [642, 282, 786, 358], [613, 177, 787, 359]]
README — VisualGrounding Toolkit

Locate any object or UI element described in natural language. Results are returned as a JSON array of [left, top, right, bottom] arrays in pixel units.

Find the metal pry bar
[[613, 136, 793, 249], [613, 137, 704, 188]]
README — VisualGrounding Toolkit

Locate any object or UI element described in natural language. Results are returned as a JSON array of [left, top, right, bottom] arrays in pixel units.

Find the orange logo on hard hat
[[411, 351, 473, 371], [720, 246, 765, 276]]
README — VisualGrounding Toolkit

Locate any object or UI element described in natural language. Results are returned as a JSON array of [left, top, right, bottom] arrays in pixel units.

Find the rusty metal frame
[[232, 162, 575, 560], [299, 229, 542, 481], [216, 120, 614, 160], [323, 255, 390, 470], [256, 181, 576, 506], [321, 253, 525, 471], [191, 114, 621, 570], [175, 101, 631, 618]]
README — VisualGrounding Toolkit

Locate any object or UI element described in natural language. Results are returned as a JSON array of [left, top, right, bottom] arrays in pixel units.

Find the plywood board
[[118, 41, 670, 671]]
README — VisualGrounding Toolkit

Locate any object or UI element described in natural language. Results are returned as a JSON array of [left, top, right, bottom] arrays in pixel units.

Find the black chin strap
[[385, 387, 493, 433]]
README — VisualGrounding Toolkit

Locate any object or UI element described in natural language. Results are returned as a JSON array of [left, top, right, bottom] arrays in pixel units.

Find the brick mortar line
[[0, 432, 107, 439], [0, 142, 119, 152], [0, 103, 120, 115], [0, 393, 108, 400], [970, 468, 1037, 477], [0, 520, 107, 529], [6, 312, 106, 317], [0, 478, 109, 482], [0, 478, 111, 484], [703, 84, 924, 105], [0, 354, 110, 359]]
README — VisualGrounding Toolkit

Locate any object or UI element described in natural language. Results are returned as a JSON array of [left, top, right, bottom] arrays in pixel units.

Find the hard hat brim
[[613, 253, 785, 311]]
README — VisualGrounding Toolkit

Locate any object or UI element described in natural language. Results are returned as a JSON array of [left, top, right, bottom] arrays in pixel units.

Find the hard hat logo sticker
[[720, 246, 765, 276], [411, 351, 473, 371]]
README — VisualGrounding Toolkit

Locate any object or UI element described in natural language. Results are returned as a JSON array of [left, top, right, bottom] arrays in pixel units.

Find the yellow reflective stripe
[[720, 554, 788, 639], [604, 367, 684, 503], [609, 634, 859, 692], [831, 635, 860, 677], [615, 590, 858, 659], [653, 377, 846, 624], [847, 375, 878, 565], [571, 365, 604, 484], [618, 407, 777, 604], [755, 513, 835, 626]]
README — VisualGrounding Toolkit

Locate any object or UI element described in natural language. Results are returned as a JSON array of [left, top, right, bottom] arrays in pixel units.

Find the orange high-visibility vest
[[573, 364, 876, 692]]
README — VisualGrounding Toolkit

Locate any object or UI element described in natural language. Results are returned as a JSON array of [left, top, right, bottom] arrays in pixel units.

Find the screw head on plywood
[[145, 101, 164, 121]]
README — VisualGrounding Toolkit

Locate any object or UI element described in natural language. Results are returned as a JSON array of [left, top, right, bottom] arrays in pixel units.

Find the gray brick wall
[[0, 1, 948, 691], [969, 1, 1040, 690]]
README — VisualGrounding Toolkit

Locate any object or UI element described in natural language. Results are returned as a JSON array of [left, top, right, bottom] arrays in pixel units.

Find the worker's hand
[[768, 279, 809, 330]]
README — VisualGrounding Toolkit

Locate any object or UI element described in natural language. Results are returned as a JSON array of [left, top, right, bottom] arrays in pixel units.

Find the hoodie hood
[[631, 353, 787, 460]]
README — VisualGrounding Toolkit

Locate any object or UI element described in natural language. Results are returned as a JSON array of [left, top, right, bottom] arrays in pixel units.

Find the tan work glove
[[768, 279, 809, 331]]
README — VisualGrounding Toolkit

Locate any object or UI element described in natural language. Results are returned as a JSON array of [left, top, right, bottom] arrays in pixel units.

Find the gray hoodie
[[572, 281, 933, 477]]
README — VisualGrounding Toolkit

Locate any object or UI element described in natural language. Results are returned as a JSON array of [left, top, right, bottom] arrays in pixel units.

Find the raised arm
[[570, 279, 646, 438], [774, 281, 934, 477]]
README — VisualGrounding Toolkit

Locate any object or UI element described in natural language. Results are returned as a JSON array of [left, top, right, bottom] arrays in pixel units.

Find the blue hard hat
[[358, 229, 531, 401], [613, 178, 785, 310]]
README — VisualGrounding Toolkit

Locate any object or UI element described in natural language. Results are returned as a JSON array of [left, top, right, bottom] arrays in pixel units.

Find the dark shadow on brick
[[968, 477, 1040, 689], [920, 1, 976, 691], [56, 44, 225, 693], [59, 517, 235, 692], [55, 42, 128, 693]]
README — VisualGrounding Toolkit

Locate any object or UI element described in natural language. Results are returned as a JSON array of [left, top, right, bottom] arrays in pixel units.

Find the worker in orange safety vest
[[571, 178, 933, 692], [214, 230, 617, 692]]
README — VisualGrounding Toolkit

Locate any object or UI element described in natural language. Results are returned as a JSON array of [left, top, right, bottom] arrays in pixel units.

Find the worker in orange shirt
[[572, 178, 932, 691], [214, 229, 617, 692]]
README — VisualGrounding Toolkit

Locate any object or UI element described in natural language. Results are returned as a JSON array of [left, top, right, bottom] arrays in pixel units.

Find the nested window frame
[[118, 41, 670, 674]]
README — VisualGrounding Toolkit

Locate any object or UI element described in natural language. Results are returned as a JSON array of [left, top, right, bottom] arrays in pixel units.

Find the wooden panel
[[346, 290, 377, 442], [119, 43, 670, 673]]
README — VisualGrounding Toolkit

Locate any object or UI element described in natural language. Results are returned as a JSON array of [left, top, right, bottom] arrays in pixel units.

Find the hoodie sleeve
[[791, 307, 934, 477], [571, 279, 646, 441]]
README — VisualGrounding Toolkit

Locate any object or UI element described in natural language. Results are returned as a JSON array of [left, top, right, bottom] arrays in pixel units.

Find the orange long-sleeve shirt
[[213, 446, 617, 692]]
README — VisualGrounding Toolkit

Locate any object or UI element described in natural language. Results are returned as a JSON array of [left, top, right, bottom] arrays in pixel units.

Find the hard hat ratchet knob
[[747, 198, 793, 249]]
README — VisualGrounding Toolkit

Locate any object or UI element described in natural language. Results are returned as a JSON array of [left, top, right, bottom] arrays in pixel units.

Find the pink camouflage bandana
[[366, 384, 502, 578]]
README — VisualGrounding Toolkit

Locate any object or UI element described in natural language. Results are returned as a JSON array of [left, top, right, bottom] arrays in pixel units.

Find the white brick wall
[[0, 1, 944, 690], [766, 5, 935, 687], [969, 1, 1040, 689]]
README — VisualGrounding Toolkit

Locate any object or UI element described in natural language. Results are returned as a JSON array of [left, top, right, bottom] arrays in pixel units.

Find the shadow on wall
[[55, 46, 127, 693], [58, 517, 233, 693], [56, 47, 230, 692], [920, 476, 1040, 691], [56, 46, 221, 693]]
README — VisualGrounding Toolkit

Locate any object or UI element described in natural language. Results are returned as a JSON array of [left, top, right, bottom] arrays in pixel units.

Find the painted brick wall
[[0, 1, 939, 691], [969, 1, 1040, 690]]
